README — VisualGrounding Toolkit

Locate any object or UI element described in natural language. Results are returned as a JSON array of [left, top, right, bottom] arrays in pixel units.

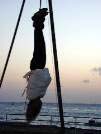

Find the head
[[26, 98, 42, 123]]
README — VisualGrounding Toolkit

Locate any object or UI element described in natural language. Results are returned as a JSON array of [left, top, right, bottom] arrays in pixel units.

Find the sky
[[0, 0, 101, 103]]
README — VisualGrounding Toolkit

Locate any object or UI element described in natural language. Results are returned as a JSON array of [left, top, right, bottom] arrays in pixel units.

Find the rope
[[0, 0, 26, 88], [41, 0, 59, 118], [48, 0, 65, 129], [47, 4, 60, 122], [40, 0, 42, 9]]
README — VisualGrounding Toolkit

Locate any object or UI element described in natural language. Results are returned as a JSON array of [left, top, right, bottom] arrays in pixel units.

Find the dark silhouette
[[26, 8, 48, 122]]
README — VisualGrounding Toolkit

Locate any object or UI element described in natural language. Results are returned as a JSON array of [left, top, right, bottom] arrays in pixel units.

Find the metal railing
[[0, 113, 101, 128]]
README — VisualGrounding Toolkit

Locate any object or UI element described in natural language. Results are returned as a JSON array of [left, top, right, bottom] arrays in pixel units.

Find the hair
[[26, 98, 42, 123]]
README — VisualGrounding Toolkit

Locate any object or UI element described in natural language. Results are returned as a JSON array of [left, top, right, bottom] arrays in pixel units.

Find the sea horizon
[[0, 101, 101, 105]]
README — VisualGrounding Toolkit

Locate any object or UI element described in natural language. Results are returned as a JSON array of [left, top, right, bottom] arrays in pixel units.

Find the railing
[[4, 113, 59, 126], [0, 113, 101, 129]]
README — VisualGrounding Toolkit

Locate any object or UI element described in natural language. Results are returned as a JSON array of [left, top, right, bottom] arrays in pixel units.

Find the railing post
[[6, 114, 7, 121], [50, 115, 53, 125]]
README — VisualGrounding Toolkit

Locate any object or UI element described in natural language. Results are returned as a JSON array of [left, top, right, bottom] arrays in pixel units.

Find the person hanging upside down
[[23, 8, 51, 123]]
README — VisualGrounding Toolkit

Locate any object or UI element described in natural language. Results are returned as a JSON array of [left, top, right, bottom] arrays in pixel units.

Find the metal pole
[[0, 0, 26, 88], [48, 0, 65, 129]]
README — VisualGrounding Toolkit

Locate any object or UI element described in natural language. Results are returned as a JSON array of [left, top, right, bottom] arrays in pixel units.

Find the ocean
[[0, 102, 101, 130]]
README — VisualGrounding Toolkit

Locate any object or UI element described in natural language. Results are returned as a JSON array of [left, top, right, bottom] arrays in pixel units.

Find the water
[[0, 102, 101, 130]]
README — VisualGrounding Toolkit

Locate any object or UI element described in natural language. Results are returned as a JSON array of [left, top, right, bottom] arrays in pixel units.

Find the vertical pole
[[48, 0, 64, 129], [0, 0, 26, 88]]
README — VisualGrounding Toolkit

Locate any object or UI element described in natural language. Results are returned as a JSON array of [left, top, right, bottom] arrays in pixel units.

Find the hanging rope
[[46, 0, 61, 124], [48, 0, 65, 129], [40, 0, 42, 9], [0, 0, 26, 88]]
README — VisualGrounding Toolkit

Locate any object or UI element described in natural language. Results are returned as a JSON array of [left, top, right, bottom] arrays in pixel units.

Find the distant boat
[[85, 118, 101, 127]]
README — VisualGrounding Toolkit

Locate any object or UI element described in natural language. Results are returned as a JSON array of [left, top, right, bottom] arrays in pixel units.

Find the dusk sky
[[0, 0, 101, 103]]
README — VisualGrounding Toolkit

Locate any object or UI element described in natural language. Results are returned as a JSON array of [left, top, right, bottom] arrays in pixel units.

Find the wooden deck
[[0, 121, 101, 134], [0, 121, 62, 134]]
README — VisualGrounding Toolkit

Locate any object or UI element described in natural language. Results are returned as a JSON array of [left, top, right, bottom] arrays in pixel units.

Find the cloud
[[91, 67, 101, 76], [82, 79, 90, 83]]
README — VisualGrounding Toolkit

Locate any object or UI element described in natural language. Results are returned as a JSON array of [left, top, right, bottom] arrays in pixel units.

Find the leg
[[30, 29, 46, 70], [30, 8, 48, 70]]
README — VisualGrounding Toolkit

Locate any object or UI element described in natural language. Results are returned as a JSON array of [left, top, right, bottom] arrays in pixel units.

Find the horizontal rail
[[5, 113, 101, 119], [0, 113, 101, 128], [2, 113, 101, 121]]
